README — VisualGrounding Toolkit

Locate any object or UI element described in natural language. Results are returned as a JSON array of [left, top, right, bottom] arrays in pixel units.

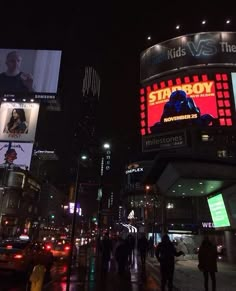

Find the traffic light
[[51, 214, 55, 219]]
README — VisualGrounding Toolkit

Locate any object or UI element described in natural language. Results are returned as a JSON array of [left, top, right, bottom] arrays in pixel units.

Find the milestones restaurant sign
[[140, 32, 236, 83]]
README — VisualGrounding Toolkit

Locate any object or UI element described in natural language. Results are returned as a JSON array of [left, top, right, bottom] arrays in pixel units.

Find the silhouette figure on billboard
[[150, 90, 216, 134]]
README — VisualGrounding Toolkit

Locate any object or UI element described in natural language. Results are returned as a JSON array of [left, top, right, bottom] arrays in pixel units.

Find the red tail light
[[13, 254, 23, 259]]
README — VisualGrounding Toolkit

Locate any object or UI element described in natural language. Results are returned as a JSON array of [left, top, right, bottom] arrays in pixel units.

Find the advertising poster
[[0, 142, 33, 170], [207, 193, 230, 228], [148, 80, 218, 134], [140, 32, 236, 83], [0, 49, 62, 96], [0, 102, 40, 141], [231, 72, 236, 112]]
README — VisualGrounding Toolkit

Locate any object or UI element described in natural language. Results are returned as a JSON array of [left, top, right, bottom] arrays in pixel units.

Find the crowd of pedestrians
[[99, 232, 219, 291]]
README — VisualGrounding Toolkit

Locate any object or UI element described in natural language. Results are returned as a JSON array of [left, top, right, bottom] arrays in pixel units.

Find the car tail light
[[13, 254, 24, 259], [64, 246, 70, 251], [46, 244, 52, 250]]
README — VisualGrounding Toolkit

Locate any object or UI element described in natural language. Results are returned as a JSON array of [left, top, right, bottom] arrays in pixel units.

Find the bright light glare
[[103, 143, 110, 149]]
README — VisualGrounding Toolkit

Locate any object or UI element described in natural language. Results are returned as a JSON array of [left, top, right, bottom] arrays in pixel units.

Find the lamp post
[[66, 154, 87, 291], [96, 142, 111, 254]]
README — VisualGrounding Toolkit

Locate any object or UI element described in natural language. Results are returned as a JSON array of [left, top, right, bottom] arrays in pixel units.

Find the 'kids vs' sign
[[140, 32, 236, 83]]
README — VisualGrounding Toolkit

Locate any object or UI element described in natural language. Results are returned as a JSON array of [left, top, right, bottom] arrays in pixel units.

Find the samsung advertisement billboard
[[0, 49, 62, 100]]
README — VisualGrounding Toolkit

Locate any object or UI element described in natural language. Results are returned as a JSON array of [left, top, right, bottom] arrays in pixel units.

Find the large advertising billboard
[[140, 70, 233, 136], [207, 193, 230, 228], [0, 49, 61, 100], [140, 32, 236, 83], [0, 102, 40, 141], [0, 142, 33, 170]]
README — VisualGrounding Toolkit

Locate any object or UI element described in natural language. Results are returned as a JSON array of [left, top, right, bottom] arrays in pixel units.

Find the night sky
[[0, 2, 235, 187]]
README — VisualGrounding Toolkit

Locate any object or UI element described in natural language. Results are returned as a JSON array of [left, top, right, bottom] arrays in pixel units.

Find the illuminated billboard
[[0, 49, 61, 100], [0, 102, 40, 141], [140, 70, 233, 136], [207, 193, 230, 228], [69, 202, 82, 216], [140, 32, 236, 83], [0, 142, 33, 170]]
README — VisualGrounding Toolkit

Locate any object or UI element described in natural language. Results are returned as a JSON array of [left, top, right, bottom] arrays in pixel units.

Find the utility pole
[[66, 156, 81, 291]]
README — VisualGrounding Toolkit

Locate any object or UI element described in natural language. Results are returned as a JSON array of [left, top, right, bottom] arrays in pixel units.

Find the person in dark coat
[[100, 232, 113, 273], [155, 234, 184, 291], [126, 234, 135, 265], [115, 237, 129, 275], [137, 233, 149, 267], [198, 236, 218, 291]]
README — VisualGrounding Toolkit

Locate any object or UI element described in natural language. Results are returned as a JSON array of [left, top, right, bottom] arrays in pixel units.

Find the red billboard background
[[140, 71, 233, 135]]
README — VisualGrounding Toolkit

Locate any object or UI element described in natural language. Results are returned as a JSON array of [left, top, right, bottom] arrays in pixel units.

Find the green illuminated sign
[[207, 193, 230, 228]]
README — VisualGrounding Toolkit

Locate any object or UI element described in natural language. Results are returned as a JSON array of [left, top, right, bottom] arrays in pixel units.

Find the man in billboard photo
[[150, 90, 216, 133], [4, 108, 28, 134], [0, 50, 34, 93], [0, 148, 18, 168]]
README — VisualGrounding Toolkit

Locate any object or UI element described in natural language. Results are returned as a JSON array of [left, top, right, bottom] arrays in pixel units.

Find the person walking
[[198, 236, 218, 291], [125, 234, 135, 265], [155, 234, 184, 291], [115, 236, 129, 275], [137, 233, 149, 268], [100, 232, 113, 274]]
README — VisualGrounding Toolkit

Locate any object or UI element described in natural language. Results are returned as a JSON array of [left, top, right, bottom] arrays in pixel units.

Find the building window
[[201, 134, 214, 142], [217, 150, 227, 158]]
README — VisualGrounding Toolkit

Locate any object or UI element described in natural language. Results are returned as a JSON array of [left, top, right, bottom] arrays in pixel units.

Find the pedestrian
[[137, 233, 149, 267], [198, 236, 218, 291], [125, 234, 135, 265], [148, 236, 154, 257], [115, 236, 129, 275], [100, 232, 113, 273], [155, 234, 184, 291]]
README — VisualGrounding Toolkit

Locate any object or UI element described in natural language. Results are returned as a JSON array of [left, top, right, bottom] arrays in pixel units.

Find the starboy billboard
[[140, 32, 236, 83], [140, 70, 233, 136]]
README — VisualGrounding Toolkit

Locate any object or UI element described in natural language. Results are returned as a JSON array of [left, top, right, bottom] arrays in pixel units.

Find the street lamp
[[66, 154, 87, 291], [96, 142, 111, 253]]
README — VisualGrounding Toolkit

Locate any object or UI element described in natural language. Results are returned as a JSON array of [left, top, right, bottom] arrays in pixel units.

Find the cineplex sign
[[140, 32, 236, 82]]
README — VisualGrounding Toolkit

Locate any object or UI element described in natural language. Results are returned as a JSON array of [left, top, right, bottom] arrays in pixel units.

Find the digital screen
[[0, 102, 40, 142], [0, 49, 61, 99], [231, 72, 236, 111], [69, 202, 82, 215], [207, 193, 230, 228], [0, 142, 33, 170], [140, 71, 233, 136]]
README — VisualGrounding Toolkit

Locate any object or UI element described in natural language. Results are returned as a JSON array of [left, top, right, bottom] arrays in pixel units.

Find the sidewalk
[[147, 255, 236, 291], [43, 246, 236, 291]]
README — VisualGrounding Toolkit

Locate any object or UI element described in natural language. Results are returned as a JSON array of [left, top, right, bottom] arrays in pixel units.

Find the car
[[0, 240, 54, 275], [47, 239, 78, 262], [48, 240, 72, 261]]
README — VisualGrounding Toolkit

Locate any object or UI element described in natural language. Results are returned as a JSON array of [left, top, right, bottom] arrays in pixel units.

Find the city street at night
[[1, 2, 236, 291]]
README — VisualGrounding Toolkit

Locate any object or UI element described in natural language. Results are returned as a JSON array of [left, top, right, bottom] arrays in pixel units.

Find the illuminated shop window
[[201, 134, 214, 142]]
